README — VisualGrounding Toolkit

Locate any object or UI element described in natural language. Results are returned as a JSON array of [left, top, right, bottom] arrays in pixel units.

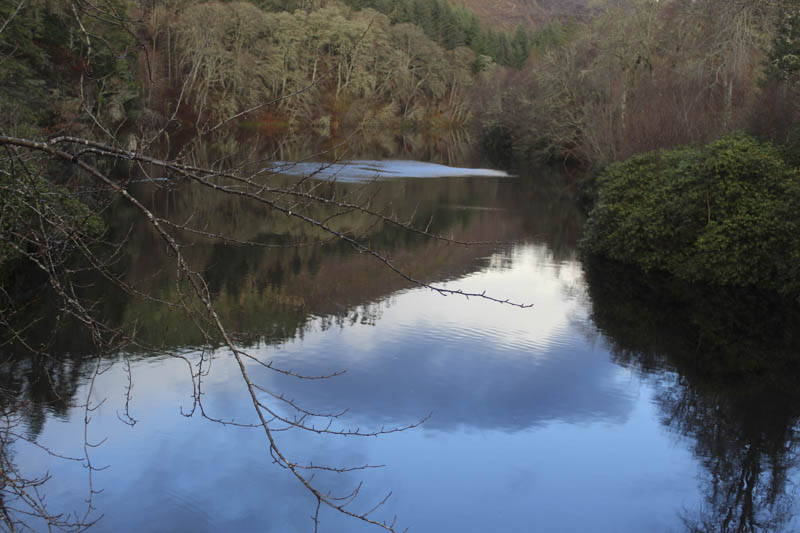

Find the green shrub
[[582, 132, 800, 297], [0, 167, 105, 270]]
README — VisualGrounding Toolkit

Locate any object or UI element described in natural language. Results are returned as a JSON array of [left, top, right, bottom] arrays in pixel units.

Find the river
[[3, 161, 800, 533]]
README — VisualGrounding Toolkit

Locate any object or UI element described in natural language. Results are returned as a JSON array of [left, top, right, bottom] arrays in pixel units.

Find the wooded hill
[[452, 0, 592, 29], [480, 0, 800, 167], [2, 0, 798, 168], [1, 0, 557, 160], [256, 0, 548, 68]]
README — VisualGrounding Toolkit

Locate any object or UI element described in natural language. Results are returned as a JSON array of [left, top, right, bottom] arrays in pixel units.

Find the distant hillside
[[451, 0, 591, 28]]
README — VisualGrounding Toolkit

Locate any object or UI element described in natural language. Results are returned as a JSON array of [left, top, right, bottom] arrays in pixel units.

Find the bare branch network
[[0, 0, 534, 529], [0, 126, 528, 532]]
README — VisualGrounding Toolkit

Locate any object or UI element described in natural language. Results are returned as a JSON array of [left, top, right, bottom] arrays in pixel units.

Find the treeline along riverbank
[[2, 0, 800, 297]]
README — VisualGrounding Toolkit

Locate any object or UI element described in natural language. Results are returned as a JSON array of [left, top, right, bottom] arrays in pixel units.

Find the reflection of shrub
[[584, 256, 800, 533], [584, 256, 800, 380], [582, 133, 800, 297]]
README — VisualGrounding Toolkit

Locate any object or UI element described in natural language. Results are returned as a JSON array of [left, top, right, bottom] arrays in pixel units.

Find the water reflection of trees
[[267, 127, 479, 167], [114, 173, 583, 342], [0, 299, 98, 531], [2, 172, 585, 404], [583, 258, 800, 533], [1, 168, 585, 530]]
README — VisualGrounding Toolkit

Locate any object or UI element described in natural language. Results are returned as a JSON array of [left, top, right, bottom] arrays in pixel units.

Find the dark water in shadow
[[3, 165, 800, 533]]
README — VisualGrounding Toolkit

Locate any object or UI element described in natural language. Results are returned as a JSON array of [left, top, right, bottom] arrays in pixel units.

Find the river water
[[5, 162, 800, 533]]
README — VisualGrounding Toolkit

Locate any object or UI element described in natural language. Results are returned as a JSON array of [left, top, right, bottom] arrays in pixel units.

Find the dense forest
[[483, 0, 800, 164], [0, 0, 568, 156], [3, 0, 797, 161], [1, 0, 799, 300], [2, 0, 800, 291]]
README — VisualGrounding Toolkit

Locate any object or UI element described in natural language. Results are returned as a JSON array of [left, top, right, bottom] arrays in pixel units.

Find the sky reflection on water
[[10, 171, 800, 533], [18, 243, 713, 533]]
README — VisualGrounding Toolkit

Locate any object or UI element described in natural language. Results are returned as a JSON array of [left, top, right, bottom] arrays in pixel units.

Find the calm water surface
[[7, 164, 800, 533]]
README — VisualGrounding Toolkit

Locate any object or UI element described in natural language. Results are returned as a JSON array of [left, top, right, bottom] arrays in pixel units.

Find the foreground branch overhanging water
[[0, 132, 531, 532]]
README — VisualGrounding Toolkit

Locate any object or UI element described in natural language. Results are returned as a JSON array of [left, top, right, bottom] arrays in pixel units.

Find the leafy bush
[[582, 133, 800, 297], [0, 167, 105, 271]]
